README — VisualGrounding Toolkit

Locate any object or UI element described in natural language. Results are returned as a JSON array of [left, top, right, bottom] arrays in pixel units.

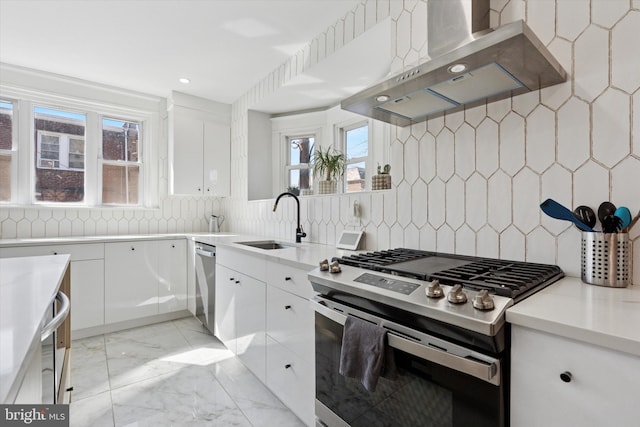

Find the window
[[34, 107, 86, 203], [0, 100, 13, 202], [101, 118, 142, 205], [343, 123, 368, 193], [286, 135, 314, 196]]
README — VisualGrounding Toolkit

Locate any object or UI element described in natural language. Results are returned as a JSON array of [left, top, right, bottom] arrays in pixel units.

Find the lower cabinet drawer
[[266, 261, 313, 299], [0, 243, 104, 261], [266, 286, 314, 363], [265, 336, 314, 427]]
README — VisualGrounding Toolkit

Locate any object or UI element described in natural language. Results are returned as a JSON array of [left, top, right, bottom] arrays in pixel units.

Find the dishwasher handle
[[195, 247, 216, 257], [41, 291, 70, 342]]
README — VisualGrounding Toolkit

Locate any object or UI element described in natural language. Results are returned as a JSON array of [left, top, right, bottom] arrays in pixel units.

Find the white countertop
[[507, 277, 640, 357], [0, 254, 70, 403], [191, 233, 356, 270]]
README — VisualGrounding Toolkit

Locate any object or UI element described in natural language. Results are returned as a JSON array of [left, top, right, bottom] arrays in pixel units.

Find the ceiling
[[0, 0, 377, 109]]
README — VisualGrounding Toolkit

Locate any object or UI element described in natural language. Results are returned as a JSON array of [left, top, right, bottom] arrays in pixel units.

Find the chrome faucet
[[273, 192, 307, 243]]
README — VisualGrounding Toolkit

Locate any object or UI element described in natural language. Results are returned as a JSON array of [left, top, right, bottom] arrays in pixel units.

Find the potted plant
[[372, 163, 392, 190], [313, 145, 346, 194]]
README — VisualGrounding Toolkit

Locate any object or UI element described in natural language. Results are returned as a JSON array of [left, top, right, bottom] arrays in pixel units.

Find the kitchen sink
[[237, 240, 292, 250]]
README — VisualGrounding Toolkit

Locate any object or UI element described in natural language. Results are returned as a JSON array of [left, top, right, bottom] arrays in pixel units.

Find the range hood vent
[[341, 0, 567, 127]]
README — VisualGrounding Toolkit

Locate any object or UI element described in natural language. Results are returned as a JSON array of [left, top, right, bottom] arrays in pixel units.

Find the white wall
[[223, 0, 640, 283]]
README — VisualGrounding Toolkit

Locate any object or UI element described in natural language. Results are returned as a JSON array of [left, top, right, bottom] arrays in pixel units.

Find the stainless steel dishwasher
[[194, 242, 216, 334]]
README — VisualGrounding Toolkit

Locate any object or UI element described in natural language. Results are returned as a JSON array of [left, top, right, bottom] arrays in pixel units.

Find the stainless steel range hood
[[341, 0, 567, 127]]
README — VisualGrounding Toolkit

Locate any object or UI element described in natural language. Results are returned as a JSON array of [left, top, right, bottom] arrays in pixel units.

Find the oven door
[[313, 297, 505, 427]]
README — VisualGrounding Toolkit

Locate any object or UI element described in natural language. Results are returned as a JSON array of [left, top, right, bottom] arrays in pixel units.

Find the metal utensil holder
[[581, 232, 631, 287]]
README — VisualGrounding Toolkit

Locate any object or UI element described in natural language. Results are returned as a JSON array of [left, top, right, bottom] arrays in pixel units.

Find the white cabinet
[[265, 260, 315, 426], [105, 241, 159, 323], [214, 264, 236, 351], [215, 248, 266, 382], [0, 243, 105, 331], [158, 239, 187, 314], [70, 260, 105, 329], [169, 93, 230, 197], [105, 239, 187, 324], [511, 325, 640, 427]]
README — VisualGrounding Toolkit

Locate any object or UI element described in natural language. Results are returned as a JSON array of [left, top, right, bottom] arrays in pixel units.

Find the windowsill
[[0, 203, 160, 211], [247, 187, 395, 202]]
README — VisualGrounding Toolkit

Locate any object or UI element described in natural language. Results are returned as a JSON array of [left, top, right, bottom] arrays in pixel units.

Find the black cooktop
[[336, 248, 564, 301]]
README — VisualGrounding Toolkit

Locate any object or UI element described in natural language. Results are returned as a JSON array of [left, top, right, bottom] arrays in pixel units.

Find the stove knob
[[447, 284, 468, 304], [472, 289, 495, 311], [426, 279, 444, 299], [329, 260, 342, 273]]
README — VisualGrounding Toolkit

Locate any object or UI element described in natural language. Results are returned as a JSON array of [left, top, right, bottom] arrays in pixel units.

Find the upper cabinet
[[168, 91, 231, 197]]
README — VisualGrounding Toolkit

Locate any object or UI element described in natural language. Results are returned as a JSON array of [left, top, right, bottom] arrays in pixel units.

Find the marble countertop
[[190, 233, 356, 270], [507, 277, 640, 357], [0, 255, 70, 403]]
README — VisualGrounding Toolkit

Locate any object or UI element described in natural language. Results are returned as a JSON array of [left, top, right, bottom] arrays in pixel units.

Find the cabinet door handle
[[235, 280, 240, 284], [284, 305, 292, 310], [53, 251, 58, 255], [171, 244, 175, 248], [230, 277, 235, 281], [560, 371, 572, 383], [284, 277, 292, 281], [131, 247, 135, 251], [197, 187, 202, 192], [284, 364, 292, 369]]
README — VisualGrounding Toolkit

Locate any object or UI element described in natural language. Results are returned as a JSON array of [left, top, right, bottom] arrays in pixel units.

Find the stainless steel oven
[[41, 290, 70, 404], [313, 296, 504, 427], [309, 248, 563, 427]]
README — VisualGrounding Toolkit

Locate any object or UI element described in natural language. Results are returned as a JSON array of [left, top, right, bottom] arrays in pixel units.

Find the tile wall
[[224, 0, 640, 282]]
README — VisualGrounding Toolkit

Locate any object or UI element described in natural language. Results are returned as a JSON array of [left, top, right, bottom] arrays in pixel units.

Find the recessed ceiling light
[[179, 77, 191, 84], [376, 95, 390, 102], [448, 63, 467, 73]]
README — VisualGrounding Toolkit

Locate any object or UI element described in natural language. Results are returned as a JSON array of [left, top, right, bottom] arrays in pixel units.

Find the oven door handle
[[312, 298, 501, 386], [41, 291, 70, 342]]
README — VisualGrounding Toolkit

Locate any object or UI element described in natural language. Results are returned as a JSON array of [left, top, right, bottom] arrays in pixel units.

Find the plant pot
[[301, 189, 313, 196], [372, 174, 392, 190], [318, 180, 337, 194]]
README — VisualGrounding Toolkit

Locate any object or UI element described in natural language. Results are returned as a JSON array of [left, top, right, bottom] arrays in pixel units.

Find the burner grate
[[336, 249, 563, 300]]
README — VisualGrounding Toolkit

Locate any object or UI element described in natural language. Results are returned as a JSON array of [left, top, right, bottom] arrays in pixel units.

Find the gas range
[[308, 248, 563, 345]]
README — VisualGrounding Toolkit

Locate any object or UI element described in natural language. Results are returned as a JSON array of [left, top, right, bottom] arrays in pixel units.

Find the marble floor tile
[[72, 336, 110, 401], [70, 317, 304, 427], [111, 365, 251, 427], [69, 390, 114, 427], [212, 358, 305, 427]]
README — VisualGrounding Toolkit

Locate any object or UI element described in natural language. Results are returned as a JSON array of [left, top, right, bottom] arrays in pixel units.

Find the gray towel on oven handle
[[339, 315, 396, 392]]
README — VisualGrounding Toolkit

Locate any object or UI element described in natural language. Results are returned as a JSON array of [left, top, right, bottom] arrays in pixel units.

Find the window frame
[[0, 84, 157, 207], [339, 120, 371, 193], [99, 117, 144, 206], [284, 133, 315, 195], [0, 99, 17, 203]]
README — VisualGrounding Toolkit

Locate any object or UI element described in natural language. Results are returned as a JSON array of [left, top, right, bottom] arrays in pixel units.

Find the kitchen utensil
[[208, 214, 224, 233], [597, 201, 618, 233], [623, 210, 640, 233], [573, 205, 597, 229], [614, 207, 632, 230], [540, 199, 594, 232]]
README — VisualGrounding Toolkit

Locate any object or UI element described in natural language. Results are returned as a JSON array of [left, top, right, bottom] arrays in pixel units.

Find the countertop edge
[[507, 277, 640, 357], [0, 255, 70, 404]]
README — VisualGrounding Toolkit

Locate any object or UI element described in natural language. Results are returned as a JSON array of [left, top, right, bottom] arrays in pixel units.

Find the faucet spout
[[273, 192, 306, 243]]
